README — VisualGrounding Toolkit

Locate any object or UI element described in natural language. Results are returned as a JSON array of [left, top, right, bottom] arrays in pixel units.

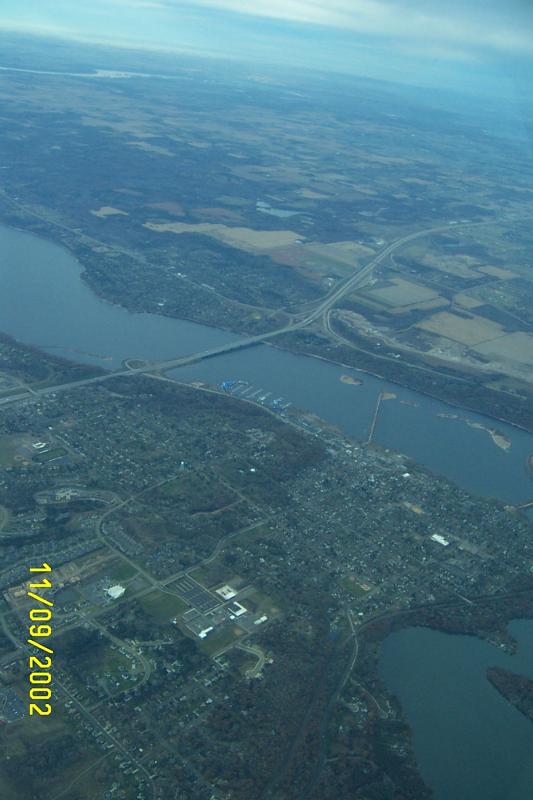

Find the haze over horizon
[[1, 1, 532, 97]]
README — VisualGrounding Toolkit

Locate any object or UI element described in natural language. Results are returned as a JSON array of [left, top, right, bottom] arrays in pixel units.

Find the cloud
[[3, 0, 532, 61], [101, 0, 169, 8], [161, 0, 533, 57], [1, 0, 531, 94]]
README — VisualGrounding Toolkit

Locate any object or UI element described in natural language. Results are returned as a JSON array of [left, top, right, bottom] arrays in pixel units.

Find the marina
[[1, 221, 533, 799], [1, 223, 532, 504]]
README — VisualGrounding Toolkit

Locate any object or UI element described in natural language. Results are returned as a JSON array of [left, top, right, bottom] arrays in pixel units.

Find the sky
[[1, 1, 533, 95]]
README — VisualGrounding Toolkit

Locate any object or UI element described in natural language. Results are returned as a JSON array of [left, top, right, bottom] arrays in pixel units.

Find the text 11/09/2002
[[27, 562, 53, 716]]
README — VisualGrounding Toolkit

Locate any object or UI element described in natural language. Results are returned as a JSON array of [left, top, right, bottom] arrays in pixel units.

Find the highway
[[125, 221, 481, 373], [0, 219, 483, 409]]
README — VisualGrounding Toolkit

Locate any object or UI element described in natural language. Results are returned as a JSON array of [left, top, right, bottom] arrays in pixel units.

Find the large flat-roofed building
[[106, 584, 126, 600]]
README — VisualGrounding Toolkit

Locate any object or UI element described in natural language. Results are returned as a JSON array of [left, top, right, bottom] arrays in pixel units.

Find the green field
[[341, 575, 372, 597], [35, 447, 67, 463], [0, 435, 23, 467], [0, 505, 9, 531], [54, 586, 80, 608], [199, 623, 245, 656], [106, 560, 139, 583], [138, 590, 188, 622]]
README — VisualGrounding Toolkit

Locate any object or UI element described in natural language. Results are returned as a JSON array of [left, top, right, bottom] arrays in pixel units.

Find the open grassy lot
[[144, 220, 303, 252], [106, 559, 139, 583], [34, 446, 68, 463], [198, 623, 245, 656], [0, 504, 9, 530], [138, 589, 188, 622], [474, 332, 533, 367], [362, 277, 441, 307], [341, 574, 373, 597], [0, 434, 32, 467], [417, 310, 505, 346]]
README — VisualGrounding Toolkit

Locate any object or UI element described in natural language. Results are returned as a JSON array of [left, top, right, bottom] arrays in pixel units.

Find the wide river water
[[1, 222, 533, 796], [1, 224, 532, 505]]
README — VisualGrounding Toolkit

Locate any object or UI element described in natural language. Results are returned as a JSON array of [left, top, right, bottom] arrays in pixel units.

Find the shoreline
[[1, 214, 532, 439]]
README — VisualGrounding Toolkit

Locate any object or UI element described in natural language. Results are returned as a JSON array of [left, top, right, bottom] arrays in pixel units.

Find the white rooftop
[[107, 584, 126, 599], [431, 534, 450, 547], [229, 601, 247, 619], [216, 585, 237, 599]]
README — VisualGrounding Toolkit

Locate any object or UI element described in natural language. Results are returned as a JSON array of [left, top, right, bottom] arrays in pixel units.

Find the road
[[0, 607, 156, 798], [300, 585, 533, 796], [54, 674, 157, 799], [236, 642, 267, 678], [125, 221, 483, 373], [0, 220, 484, 411], [0, 215, 491, 798], [80, 610, 153, 700], [299, 610, 361, 799]]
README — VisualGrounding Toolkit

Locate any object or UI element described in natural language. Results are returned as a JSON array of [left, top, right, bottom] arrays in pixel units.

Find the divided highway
[[0, 220, 482, 408]]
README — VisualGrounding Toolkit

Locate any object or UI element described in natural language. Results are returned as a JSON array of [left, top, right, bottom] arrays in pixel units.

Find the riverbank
[[1, 207, 531, 434], [276, 325, 533, 433]]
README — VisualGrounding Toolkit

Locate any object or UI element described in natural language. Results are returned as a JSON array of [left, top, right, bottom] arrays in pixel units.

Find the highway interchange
[[0, 217, 496, 799], [0, 219, 482, 412]]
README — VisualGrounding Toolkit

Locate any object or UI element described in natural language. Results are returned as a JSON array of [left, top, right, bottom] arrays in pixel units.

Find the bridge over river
[[0, 220, 483, 409]]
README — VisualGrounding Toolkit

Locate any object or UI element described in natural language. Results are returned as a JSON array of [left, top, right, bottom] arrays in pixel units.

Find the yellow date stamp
[[27, 562, 53, 716]]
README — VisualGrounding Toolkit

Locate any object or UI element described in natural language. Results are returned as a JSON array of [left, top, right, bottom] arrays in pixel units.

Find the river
[[1, 224, 532, 505], [1, 222, 533, 796]]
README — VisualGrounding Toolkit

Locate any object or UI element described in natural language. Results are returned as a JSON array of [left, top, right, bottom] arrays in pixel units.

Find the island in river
[[1, 331, 533, 800], [1, 36, 533, 800], [340, 374, 363, 385]]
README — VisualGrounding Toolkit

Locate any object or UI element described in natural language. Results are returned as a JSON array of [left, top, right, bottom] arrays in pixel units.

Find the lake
[[379, 620, 533, 800]]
